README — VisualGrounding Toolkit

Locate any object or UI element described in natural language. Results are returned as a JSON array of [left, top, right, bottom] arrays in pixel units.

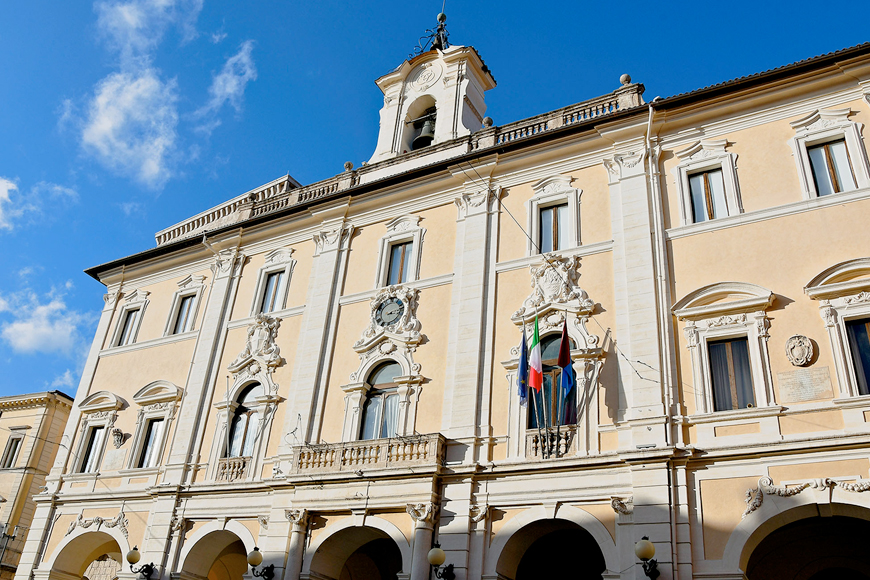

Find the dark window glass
[[539, 203, 569, 253], [226, 384, 264, 457], [360, 362, 402, 440], [260, 271, 285, 313], [80, 426, 106, 473], [708, 337, 755, 411], [846, 318, 870, 396], [172, 295, 195, 334], [1, 437, 21, 469], [528, 335, 577, 428], [118, 309, 140, 346], [136, 418, 165, 468]]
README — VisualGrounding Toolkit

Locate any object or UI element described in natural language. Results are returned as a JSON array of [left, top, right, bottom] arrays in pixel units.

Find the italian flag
[[529, 316, 543, 392]]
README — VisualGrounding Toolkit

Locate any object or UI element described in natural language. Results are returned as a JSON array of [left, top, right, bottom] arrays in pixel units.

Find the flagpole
[[555, 370, 562, 459], [530, 388, 546, 459], [226, 376, 231, 460]]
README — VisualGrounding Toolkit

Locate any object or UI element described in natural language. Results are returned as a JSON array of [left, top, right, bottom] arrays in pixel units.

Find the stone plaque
[[777, 366, 833, 403], [102, 448, 127, 471]]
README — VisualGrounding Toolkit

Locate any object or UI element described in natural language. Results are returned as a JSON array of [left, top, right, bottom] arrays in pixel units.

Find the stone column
[[406, 503, 436, 580], [278, 206, 354, 454], [603, 145, 666, 449], [164, 246, 246, 485], [284, 510, 308, 580]]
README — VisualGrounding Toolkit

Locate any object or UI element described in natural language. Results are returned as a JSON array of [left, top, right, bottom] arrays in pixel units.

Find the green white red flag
[[529, 316, 543, 392]]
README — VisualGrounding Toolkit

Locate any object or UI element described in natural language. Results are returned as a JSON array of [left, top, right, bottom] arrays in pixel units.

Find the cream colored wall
[[671, 198, 870, 417], [230, 240, 315, 321]]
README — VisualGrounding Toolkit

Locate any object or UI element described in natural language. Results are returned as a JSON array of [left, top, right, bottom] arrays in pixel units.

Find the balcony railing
[[526, 426, 576, 458], [217, 456, 250, 482], [291, 434, 445, 475]]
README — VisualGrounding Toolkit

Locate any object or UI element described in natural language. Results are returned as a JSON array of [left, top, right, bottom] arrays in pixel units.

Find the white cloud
[[50, 370, 76, 389], [0, 291, 91, 355], [119, 201, 145, 216], [196, 41, 257, 133], [82, 69, 179, 188], [0, 177, 78, 231], [210, 30, 227, 44], [95, 0, 203, 67]]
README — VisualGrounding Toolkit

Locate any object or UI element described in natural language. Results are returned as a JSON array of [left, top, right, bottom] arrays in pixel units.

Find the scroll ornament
[[742, 476, 870, 518], [67, 511, 129, 538]]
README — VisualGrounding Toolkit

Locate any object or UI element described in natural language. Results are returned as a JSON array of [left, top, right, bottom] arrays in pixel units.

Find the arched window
[[360, 362, 402, 440], [528, 335, 577, 428], [226, 384, 263, 458]]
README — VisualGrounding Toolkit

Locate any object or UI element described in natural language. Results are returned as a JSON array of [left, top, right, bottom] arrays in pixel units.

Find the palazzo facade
[[14, 37, 870, 580]]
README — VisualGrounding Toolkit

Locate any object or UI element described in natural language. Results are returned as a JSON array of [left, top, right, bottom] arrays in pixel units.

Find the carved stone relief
[[785, 335, 814, 366], [228, 313, 284, 394], [67, 511, 128, 539]]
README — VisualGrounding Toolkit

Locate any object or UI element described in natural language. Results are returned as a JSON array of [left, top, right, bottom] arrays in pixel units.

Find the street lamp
[[634, 536, 660, 579], [126, 547, 156, 580], [247, 547, 274, 580], [427, 543, 455, 580]]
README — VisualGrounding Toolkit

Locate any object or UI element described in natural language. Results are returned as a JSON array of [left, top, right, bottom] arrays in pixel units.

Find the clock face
[[376, 297, 405, 326]]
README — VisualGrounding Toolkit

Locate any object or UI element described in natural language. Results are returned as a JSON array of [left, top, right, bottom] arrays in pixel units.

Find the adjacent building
[[13, 29, 870, 580], [0, 392, 71, 580]]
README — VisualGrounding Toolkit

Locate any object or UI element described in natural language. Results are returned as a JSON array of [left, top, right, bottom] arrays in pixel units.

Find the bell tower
[[368, 14, 497, 163]]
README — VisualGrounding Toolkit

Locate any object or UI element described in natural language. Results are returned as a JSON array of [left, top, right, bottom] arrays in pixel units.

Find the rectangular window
[[117, 308, 140, 346], [259, 271, 285, 313], [708, 337, 755, 411], [0, 437, 22, 469], [846, 317, 870, 396], [688, 169, 727, 223], [79, 426, 106, 473], [136, 418, 165, 468], [808, 139, 857, 196], [359, 391, 399, 440], [539, 203, 569, 254], [387, 242, 413, 286], [172, 295, 195, 334]]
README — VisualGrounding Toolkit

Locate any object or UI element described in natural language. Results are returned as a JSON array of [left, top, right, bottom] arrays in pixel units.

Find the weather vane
[[410, 12, 449, 58]]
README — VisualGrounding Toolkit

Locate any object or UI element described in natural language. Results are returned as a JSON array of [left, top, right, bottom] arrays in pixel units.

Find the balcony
[[526, 426, 576, 459], [217, 456, 250, 482], [291, 434, 445, 476]]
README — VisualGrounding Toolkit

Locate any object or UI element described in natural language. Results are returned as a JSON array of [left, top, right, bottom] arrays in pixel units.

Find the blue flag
[[517, 329, 529, 406], [557, 321, 575, 399]]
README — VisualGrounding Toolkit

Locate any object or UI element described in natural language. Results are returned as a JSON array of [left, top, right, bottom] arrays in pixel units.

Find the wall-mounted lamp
[[634, 536, 660, 579], [427, 543, 455, 580], [247, 547, 275, 580], [126, 547, 156, 580]]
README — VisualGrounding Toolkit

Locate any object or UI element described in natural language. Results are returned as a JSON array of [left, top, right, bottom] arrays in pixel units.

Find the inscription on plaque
[[777, 366, 833, 403]]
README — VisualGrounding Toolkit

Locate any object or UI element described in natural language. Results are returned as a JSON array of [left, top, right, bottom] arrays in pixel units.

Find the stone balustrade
[[291, 433, 445, 475], [154, 82, 643, 247], [526, 425, 576, 459], [217, 456, 250, 482]]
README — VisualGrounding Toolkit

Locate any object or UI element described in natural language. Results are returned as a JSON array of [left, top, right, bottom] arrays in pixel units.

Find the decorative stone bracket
[[611, 497, 633, 515]]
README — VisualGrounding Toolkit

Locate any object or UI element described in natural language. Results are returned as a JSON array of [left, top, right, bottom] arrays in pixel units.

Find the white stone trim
[[374, 215, 426, 288], [108, 289, 149, 348], [789, 107, 870, 199], [675, 283, 776, 415], [72, 392, 122, 474], [671, 139, 742, 225], [525, 175, 581, 255], [249, 247, 296, 316], [126, 381, 182, 470], [0, 434, 24, 469], [163, 275, 206, 336], [805, 257, 870, 398]]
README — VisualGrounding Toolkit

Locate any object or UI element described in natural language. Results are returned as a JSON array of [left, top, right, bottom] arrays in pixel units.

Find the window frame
[[109, 289, 149, 348], [249, 248, 296, 316], [0, 435, 23, 469], [163, 275, 205, 337], [674, 283, 776, 416], [126, 381, 181, 471], [73, 391, 123, 476], [789, 108, 870, 200], [375, 215, 426, 288], [526, 175, 581, 256], [805, 258, 870, 399], [672, 139, 742, 226]]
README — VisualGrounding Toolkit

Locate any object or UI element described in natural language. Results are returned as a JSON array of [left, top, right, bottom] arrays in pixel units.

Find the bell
[[412, 118, 435, 149]]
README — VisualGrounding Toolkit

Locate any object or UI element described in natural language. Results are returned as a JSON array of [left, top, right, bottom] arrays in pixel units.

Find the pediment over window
[[133, 381, 182, 406], [673, 282, 774, 320], [804, 257, 870, 300], [79, 391, 125, 413]]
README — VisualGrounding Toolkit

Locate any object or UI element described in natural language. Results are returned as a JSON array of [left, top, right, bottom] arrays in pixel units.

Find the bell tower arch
[[368, 15, 496, 163]]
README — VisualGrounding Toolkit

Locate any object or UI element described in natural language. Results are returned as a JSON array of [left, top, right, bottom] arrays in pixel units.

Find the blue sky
[[1, 0, 868, 397]]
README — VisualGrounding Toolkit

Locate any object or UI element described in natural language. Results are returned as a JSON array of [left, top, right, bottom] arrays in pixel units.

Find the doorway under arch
[[309, 525, 403, 580], [745, 514, 870, 579], [50, 531, 123, 579], [497, 518, 606, 580], [180, 530, 248, 580]]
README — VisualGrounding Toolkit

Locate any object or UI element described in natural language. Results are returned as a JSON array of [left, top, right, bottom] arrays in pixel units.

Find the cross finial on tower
[[410, 13, 450, 58]]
